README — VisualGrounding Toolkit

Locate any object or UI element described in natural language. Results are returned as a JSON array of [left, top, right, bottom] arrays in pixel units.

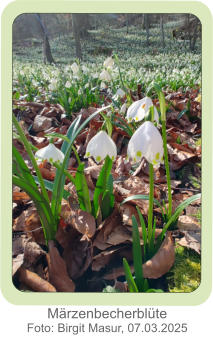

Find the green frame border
[[1, 0, 212, 305]]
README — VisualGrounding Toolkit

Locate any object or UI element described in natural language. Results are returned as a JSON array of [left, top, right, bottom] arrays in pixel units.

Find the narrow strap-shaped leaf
[[93, 156, 113, 218], [61, 115, 81, 154], [123, 258, 138, 293], [74, 163, 92, 213], [132, 215, 144, 292], [161, 193, 201, 239], [51, 106, 111, 223], [13, 145, 38, 189], [12, 114, 50, 204], [121, 194, 165, 216], [13, 175, 56, 241], [33, 175, 70, 200], [149, 217, 157, 258], [136, 206, 147, 258], [101, 174, 114, 219]]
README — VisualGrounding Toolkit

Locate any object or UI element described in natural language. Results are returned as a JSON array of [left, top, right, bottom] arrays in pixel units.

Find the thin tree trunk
[[191, 21, 198, 51], [72, 14, 82, 60], [35, 14, 54, 64], [126, 14, 129, 34], [145, 14, 150, 46], [160, 15, 165, 48]]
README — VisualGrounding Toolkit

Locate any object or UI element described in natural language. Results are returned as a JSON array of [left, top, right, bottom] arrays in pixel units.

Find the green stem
[[72, 145, 81, 165], [162, 120, 172, 219], [148, 163, 154, 247]]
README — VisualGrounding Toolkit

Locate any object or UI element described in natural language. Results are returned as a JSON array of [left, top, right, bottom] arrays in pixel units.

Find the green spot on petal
[[136, 151, 142, 157], [152, 159, 158, 165], [96, 156, 101, 162], [133, 157, 137, 163], [155, 152, 160, 160], [111, 156, 115, 161], [86, 152, 90, 157], [135, 116, 139, 121]]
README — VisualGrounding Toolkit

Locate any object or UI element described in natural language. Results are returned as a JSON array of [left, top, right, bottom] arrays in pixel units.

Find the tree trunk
[[72, 14, 82, 60], [160, 15, 165, 48], [145, 14, 150, 46], [35, 14, 54, 64], [190, 21, 198, 51]]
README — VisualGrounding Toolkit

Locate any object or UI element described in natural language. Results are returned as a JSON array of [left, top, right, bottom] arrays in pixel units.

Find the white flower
[[99, 70, 111, 82], [120, 103, 127, 114], [100, 81, 107, 89], [35, 143, 64, 164], [85, 131, 117, 163], [71, 62, 80, 75], [92, 72, 99, 79], [127, 121, 164, 167], [103, 56, 114, 69], [65, 81, 71, 88], [113, 88, 125, 100], [48, 79, 58, 91], [82, 65, 89, 73], [126, 96, 159, 123]]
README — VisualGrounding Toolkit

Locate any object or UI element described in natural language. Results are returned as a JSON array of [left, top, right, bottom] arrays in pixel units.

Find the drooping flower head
[[71, 62, 80, 75], [126, 96, 159, 123], [85, 131, 117, 163], [127, 121, 164, 167], [35, 143, 64, 164], [103, 56, 114, 69], [99, 70, 111, 82]]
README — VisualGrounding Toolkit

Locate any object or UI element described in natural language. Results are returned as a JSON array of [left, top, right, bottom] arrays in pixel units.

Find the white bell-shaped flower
[[113, 88, 126, 101], [126, 96, 159, 123], [99, 70, 111, 82], [103, 56, 114, 69], [35, 143, 64, 164], [71, 62, 80, 75], [65, 80, 71, 88], [120, 103, 127, 114], [85, 131, 117, 163], [127, 121, 164, 167]]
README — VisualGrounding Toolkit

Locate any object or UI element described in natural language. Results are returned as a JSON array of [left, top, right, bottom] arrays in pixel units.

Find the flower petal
[[35, 143, 64, 164], [85, 131, 117, 163], [127, 121, 163, 166], [126, 96, 159, 123]]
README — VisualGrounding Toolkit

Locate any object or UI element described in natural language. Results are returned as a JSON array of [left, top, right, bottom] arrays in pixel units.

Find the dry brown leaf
[[13, 254, 24, 276], [143, 232, 175, 279], [18, 266, 56, 292], [178, 215, 201, 232], [177, 231, 201, 254], [48, 241, 75, 292], [103, 232, 174, 280]]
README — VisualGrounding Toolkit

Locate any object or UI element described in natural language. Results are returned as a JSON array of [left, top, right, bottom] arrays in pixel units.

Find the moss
[[167, 245, 201, 292]]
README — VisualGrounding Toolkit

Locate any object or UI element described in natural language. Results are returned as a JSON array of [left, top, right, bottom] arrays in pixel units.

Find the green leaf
[[132, 215, 144, 292], [136, 206, 147, 257], [12, 175, 56, 242], [13, 146, 38, 189], [100, 174, 114, 220], [177, 108, 188, 120], [12, 115, 50, 204], [33, 176, 70, 200], [45, 133, 71, 143], [75, 163, 92, 213], [93, 156, 113, 219], [123, 258, 138, 292], [121, 194, 165, 218], [51, 106, 111, 224], [161, 193, 201, 239]]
